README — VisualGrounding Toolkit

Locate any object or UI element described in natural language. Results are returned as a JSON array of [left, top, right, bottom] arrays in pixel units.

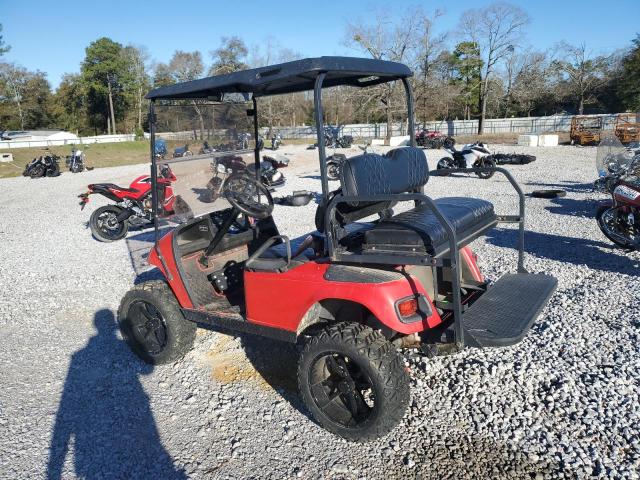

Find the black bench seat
[[363, 197, 497, 256]]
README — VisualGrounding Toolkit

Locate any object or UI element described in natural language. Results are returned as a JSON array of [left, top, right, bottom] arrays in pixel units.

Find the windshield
[[596, 135, 633, 177], [152, 101, 256, 223]]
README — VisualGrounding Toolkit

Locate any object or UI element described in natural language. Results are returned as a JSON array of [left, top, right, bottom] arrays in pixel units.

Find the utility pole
[[107, 73, 117, 134]]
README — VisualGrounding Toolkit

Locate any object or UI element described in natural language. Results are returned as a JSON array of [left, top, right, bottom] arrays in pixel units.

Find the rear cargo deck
[[462, 273, 557, 348]]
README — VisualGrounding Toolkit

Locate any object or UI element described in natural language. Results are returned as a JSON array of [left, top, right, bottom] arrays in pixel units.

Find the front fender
[[148, 232, 193, 308]]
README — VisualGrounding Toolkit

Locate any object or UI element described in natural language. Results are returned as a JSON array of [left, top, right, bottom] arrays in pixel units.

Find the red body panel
[[613, 181, 640, 207], [148, 232, 194, 308], [150, 227, 486, 337], [243, 262, 443, 334]]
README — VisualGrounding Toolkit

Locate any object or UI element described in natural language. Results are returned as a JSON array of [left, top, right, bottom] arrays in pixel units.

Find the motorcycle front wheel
[[474, 158, 495, 179], [29, 165, 45, 178], [90, 205, 129, 242], [596, 206, 635, 249], [436, 157, 454, 176]]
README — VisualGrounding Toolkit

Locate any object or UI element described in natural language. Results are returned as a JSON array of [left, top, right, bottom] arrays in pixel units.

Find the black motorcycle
[[66, 147, 89, 173], [173, 144, 193, 158], [324, 125, 353, 148], [203, 155, 286, 203], [271, 133, 283, 150], [23, 153, 61, 178]]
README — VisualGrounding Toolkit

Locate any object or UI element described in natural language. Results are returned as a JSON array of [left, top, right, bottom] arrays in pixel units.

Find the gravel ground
[[1, 144, 639, 479]]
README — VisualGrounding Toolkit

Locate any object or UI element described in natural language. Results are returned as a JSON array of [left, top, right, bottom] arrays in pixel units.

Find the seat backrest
[[339, 147, 429, 202]]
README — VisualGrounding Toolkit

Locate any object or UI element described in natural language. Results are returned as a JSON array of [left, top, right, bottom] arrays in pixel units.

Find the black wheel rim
[[97, 210, 126, 239], [309, 352, 376, 428], [599, 208, 633, 245], [128, 301, 168, 356], [327, 163, 340, 179]]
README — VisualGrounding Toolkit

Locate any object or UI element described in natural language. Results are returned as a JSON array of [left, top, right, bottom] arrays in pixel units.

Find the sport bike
[[79, 164, 192, 242], [594, 137, 640, 249], [437, 141, 496, 179]]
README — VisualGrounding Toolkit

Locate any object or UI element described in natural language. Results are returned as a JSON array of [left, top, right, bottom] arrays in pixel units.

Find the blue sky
[[2, 0, 639, 89]]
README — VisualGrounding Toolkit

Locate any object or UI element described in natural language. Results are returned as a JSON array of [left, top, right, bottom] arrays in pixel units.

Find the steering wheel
[[224, 173, 274, 219]]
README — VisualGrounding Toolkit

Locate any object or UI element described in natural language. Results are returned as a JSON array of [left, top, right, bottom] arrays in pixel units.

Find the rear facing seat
[[336, 147, 497, 257]]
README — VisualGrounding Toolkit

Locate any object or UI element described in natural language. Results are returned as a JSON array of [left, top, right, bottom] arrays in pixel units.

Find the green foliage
[[81, 37, 132, 131], [617, 35, 640, 110], [0, 24, 10, 57], [0, 63, 54, 130]]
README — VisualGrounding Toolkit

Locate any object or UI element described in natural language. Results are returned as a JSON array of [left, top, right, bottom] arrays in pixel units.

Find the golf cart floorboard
[[462, 273, 557, 348]]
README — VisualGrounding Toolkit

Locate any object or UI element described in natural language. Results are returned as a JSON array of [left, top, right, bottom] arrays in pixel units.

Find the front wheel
[[474, 158, 495, 179], [436, 157, 454, 176], [596, 205, 635, 249], [298, 322, 410, 442], [29, 165, 45, 178], [327, 161, 341, 181], [118, 281, 197, 365], [89, 205, 129, 242]]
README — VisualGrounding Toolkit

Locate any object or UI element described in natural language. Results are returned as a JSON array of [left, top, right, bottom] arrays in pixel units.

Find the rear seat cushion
[[340, 147, 429, 203], [363, 197, 496, 255]]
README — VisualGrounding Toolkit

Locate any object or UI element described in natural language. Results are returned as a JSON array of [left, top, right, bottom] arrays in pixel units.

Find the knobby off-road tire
[[89, 205, 129, 242], [118, 281, 196, 365], [298, 322, 410, 442]]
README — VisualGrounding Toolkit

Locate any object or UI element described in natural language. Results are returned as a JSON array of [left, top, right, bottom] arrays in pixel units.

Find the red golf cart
[[118, 57, 557, 441]]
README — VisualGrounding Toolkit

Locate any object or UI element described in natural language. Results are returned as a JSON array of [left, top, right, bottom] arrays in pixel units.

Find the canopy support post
[[314, 73, 329, 198], [252, 97, 260, 181]]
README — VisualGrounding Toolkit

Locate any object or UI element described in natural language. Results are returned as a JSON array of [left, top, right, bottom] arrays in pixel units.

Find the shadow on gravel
[[47, 309, 186, 480], [526, 180, 595, 193], [486, 228, 638, 275], [238, 334, 316, 421], [543, 197, 600, 218]]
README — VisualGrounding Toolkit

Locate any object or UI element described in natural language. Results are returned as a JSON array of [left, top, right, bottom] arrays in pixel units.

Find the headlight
[[217, 164, 227, 174]]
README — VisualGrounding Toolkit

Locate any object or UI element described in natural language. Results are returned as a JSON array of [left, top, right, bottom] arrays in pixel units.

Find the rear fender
[[147, 232, 193, 308], [244, 263, 443, 336]]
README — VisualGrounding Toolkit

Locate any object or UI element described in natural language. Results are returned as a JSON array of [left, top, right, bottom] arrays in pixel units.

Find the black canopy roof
[[146, 56, 412, 100]]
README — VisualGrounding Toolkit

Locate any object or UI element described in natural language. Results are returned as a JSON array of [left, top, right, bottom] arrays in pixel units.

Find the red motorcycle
[[594, 139, 640, 249], [79, 164, 192, 242]]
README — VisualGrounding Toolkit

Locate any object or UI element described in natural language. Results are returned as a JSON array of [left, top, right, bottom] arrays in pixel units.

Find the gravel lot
[[1, 143, 639, 479]]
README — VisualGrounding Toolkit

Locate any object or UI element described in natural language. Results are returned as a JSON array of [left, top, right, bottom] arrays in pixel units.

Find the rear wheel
[[298, 322, 410, 442], [89, 205, 129, 242], [118, 281, 196, 365], [327, 161, 341, 181], [474, 158, 495, 179]]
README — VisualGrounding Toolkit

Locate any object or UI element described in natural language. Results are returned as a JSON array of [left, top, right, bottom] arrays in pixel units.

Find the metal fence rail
[[263, 113, 629, 140]]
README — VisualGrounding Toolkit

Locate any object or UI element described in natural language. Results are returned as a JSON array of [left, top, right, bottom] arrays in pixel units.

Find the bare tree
[[0, 62, 27, 129], [344, 9, 421, 142], [551, 42, 612, 114], [509, 51, 549, 116], [412, 8, 446, 123], [167, 51, 206, 139], [460, 2, 529, 133], [124, 45, 150, 131]]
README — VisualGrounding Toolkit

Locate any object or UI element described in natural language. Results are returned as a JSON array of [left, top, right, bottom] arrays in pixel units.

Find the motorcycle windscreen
[[152, 101, 257, 223], [596, 135, 632, 177]]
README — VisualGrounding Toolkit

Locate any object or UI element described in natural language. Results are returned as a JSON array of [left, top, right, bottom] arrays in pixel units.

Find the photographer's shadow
[[47, 309, 185, 480]]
